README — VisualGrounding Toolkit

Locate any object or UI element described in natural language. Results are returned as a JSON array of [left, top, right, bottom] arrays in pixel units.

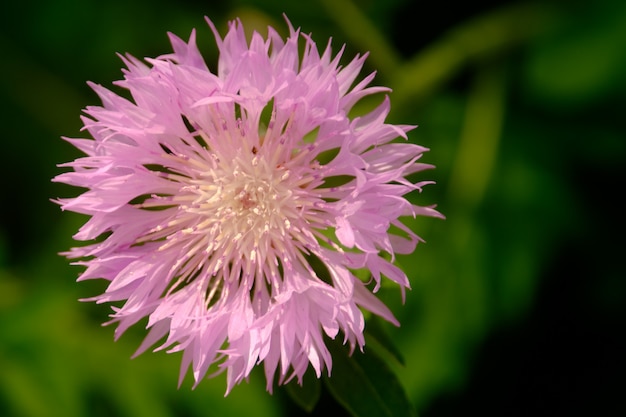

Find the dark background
[[0, 0, 624, 416]]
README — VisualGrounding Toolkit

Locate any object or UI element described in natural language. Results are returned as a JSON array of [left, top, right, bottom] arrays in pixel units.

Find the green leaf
[[284, 368, 322, 413], [324, 338, 417, 417], [364, 316, 405, 366]]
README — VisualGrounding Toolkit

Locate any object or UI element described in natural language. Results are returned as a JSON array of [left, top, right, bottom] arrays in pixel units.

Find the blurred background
[[0, 0, 624, 416]]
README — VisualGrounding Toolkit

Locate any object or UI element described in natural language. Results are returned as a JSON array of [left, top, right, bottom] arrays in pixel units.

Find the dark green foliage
[[1, 0, 624, 416], [324, 338, 417, 417]]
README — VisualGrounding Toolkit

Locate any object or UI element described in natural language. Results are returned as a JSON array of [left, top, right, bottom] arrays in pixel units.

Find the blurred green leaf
[[0, 272, 281, 417], [446, 61, 507, 243], [284, 368, 322, 413], [324, 338, 417, 417], [364, 316, 405, 366]]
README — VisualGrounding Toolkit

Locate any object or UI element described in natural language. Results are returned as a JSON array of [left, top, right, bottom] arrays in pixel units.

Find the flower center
[[236, 188, 257, 210], [137, 140, 325, 303], [186, 153, 296, 246]]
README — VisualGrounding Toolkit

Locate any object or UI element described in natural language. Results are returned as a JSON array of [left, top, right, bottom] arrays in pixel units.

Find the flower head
[[54, 17, 441, 393]]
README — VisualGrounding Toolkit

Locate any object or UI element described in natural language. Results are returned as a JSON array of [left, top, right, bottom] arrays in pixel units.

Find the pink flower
[[54, 17, 441, 394]]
